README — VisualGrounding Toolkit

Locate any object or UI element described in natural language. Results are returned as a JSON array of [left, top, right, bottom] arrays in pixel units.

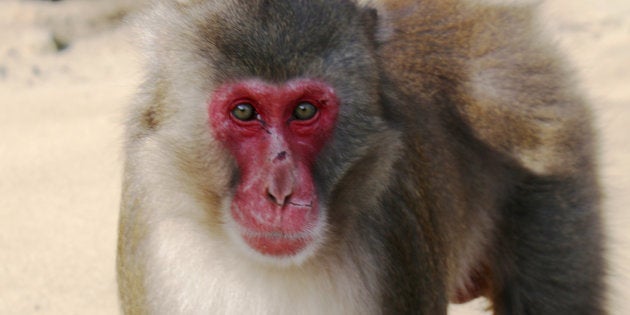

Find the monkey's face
[[208, 78, 339, 258], [162, 0, 395, 265]]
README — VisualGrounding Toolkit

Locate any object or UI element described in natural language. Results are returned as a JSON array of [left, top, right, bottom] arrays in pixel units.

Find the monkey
[[117, 0, 606, 314]]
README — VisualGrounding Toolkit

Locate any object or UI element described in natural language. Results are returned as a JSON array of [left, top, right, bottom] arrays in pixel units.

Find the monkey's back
[[380, 0, 597, 177]]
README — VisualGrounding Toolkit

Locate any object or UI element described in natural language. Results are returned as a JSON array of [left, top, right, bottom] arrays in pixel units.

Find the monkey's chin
[[242, 233, 313, 257], [225, 222, 324, 267], [227, 227, 323, 267], [224, 202, 326, 265]]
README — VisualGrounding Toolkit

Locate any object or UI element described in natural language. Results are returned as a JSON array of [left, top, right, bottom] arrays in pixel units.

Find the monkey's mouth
[[230, 200, 320, 258], [241, 231, 313, 256]]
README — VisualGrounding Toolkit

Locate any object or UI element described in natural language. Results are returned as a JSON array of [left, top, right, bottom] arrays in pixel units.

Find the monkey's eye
[[293, 102, 318, 120], [231, 103, 256, 121]]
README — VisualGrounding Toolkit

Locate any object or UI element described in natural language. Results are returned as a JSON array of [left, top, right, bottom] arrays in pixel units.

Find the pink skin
[[208, 79, 339, 257]]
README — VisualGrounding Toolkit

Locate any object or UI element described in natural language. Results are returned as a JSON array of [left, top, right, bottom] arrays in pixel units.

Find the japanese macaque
[[117, 0, 606, 314]]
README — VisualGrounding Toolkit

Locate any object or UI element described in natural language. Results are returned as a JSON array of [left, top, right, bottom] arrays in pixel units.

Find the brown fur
[[380, 0, 595, 176], [118, 1, 605, 314]]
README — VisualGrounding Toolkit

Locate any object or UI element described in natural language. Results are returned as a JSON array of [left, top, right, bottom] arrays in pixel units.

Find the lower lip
[[242, 233, 312, 256]]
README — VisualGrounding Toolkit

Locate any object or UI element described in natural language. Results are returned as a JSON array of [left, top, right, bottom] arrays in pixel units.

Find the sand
[[0, 0, 627, 314]]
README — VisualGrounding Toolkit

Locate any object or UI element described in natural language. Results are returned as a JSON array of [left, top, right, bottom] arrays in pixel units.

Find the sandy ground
[[0, 0, 627, 314]]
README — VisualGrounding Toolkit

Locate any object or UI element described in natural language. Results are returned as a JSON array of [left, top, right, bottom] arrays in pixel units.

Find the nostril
[[266, 187, 292, 207], [266, 190, 279, 205]]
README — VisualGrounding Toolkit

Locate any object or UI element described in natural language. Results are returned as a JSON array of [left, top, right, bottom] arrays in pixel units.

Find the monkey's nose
[[265, 161, 294, 207], [266, 189, 292, 207], [266, 151, 295, 207], [266, 184, 293, 207]]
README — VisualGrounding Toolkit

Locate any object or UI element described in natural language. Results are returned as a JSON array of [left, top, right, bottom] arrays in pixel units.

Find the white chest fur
[[143, 218, 377, 315]]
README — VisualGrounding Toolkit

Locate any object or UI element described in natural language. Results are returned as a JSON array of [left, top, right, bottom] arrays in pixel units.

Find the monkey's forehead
[[191, 0, 377, 82]]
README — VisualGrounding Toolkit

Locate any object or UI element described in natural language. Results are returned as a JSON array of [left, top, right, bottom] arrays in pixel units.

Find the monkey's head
[[145, 0, 399, 265]]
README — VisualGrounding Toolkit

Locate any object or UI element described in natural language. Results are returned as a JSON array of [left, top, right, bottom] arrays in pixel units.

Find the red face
[[208, 79, 339, 257]]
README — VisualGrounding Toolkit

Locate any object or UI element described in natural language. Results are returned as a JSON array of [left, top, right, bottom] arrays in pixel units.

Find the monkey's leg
[[490, 174, 606, 315]]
